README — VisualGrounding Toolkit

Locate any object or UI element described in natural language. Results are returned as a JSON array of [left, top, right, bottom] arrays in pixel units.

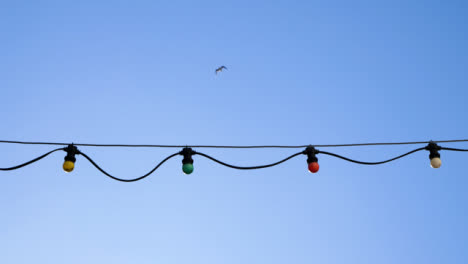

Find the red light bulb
[[308, 162, 319, 173]]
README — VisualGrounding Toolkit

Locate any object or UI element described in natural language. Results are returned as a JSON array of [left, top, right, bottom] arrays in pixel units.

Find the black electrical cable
[[440, 147, 468, 152], [0, 143, 467, 179], [195, 151, 304, 170], [318, 147, 426, 165], [0, 139, 468, 148], [79, 151, 180, 182], [0, 148, 64, 171]]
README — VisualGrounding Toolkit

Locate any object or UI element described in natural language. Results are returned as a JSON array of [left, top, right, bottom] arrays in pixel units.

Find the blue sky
[[1, 1, 467, 263]]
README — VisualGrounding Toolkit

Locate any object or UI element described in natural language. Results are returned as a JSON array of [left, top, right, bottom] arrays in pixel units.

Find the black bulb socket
[[303, 146, 319, 163], [180, 147, 195, 165], [425, 141, 441, 160], [64, 144, 79, 162]]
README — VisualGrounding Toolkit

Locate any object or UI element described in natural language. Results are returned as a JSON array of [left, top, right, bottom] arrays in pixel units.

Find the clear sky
[[1, 1, 467, 263]]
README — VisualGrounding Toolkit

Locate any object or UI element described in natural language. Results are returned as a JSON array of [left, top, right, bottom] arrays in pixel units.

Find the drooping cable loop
[[317, 147, 426, 165], [0, 148, 64, 171], [79, 151, 180, 182], [195, 151, 304, 170]]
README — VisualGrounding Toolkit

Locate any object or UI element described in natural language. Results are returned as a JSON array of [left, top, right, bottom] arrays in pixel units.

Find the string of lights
[[0, 140, 467, 182], [0, 139, 467, 148]]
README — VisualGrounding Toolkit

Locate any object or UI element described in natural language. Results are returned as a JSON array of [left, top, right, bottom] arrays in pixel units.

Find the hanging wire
[[79, 151, 180, 182], [317, 148, 426, 165], [0, 141, 467, 181], [0, 139, 467, 148], [0, 148, 64, 171], [195, 151, 304, 170], [440, 147, 468, 152]]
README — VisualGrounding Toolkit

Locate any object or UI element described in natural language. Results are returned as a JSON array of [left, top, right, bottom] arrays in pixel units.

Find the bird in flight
[[215, 66, 227, 74]]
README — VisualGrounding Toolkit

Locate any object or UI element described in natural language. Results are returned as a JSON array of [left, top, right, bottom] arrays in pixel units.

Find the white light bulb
[[430, 157, 442, 169]]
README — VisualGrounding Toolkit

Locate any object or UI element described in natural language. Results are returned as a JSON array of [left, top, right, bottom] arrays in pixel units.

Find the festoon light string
[[0, 139, 467, 182]]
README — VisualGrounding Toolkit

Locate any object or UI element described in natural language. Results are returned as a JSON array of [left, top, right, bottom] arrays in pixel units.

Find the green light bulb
[[182, 163, 194, 174]]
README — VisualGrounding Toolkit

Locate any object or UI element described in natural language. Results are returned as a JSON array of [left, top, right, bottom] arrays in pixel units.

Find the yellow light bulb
[[63, 160, 75, 172]]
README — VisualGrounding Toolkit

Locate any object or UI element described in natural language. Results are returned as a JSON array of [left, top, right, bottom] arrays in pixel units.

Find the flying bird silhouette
[[215, 66, 227, 74]]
